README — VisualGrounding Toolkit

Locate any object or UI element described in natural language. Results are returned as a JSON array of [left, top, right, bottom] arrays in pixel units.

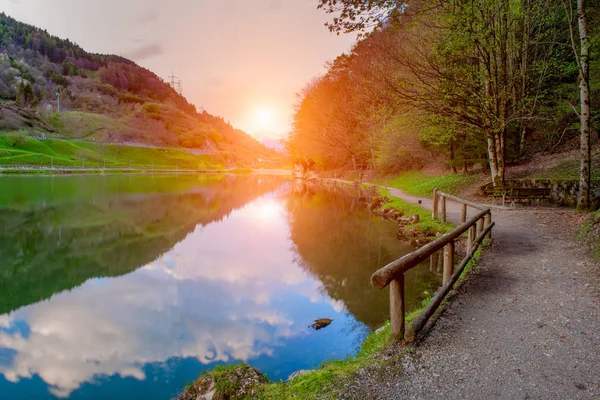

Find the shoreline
[[177, 179, 459, 399], [0, 167, 293, 176]]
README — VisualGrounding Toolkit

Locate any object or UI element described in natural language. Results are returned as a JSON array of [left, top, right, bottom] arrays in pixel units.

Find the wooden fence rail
[[371, 188, 494, 340]]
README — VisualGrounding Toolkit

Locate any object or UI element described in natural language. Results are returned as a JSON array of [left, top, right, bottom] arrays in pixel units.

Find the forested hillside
[[290, 0, 599, 186], [0, 13, 280, 166]]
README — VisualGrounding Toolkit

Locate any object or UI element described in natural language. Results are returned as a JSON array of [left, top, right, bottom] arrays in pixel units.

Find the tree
[[317, 0, 575, 187], [564, 0, 592, 209], [16, 80, 36, 107], [5, 131, 27, 147]]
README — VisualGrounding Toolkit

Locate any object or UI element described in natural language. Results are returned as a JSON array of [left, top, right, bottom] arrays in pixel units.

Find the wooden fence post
[[443, 241, 455, 285], [485, 213, 492, 239], [441, 196, 447, 223], [478, 217, 485, 235], [467, 225, 474, 254], [433, 188, 439, 220], [461, 203, 467, 223], [390, 275, 405, 340]]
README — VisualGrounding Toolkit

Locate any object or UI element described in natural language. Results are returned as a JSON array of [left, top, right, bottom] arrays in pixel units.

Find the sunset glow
[[0, 0, 357, 140], [254, 107, 276, 133]]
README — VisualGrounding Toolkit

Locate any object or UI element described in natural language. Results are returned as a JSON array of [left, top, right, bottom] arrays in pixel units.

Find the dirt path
[[341, 184, 600, 399]]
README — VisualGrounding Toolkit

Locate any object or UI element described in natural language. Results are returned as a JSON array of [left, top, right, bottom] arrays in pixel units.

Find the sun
[[254, 107, 275, 132]]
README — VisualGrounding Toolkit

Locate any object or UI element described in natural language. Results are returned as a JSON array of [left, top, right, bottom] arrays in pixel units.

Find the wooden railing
[[371, 188, 494, 341]]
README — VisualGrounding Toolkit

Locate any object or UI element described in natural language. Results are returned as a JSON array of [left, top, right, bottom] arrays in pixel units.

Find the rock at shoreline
[[178, 363, 267, 400], [397, 214, 420, 227], [367, 196, 391, 211], [286, 369, 315, 382]]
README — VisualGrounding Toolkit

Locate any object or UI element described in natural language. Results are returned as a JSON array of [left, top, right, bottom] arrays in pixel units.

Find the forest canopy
[[289, 0, 599, 188]]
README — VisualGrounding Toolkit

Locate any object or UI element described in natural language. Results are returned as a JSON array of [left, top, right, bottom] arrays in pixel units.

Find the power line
[[167, 71, 183, 95]]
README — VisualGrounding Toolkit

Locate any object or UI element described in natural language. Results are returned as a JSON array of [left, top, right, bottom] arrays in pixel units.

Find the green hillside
[[0, 12, 285, 167], [0, 135, 222, 169]]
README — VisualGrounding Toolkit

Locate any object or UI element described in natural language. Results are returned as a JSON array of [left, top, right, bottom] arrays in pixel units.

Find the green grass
[[257, 321, 397, 399], [377, 171, 480, 196], [377, 187, 454, 236], [527, 150, 600, 180], [55, 111, 130, 140], [0, 135, 223, 170], [578, 210, 600, 259]]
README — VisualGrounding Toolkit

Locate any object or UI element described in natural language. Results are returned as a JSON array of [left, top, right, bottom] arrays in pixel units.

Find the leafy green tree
[[5, 131, 27, 147], [316, 0, 586, 186]]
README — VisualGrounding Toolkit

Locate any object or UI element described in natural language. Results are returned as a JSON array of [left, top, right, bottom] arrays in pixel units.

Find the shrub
[[142, 102, 161, 114], [5, 131, 27, 147], [142, 103, 163, 121]]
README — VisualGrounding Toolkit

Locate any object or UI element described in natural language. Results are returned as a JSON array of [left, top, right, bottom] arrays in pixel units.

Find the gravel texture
[[337, 186, 600, 400]]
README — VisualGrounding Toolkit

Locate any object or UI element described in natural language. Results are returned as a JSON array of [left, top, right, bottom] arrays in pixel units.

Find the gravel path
[[340, 185, 600, 399]]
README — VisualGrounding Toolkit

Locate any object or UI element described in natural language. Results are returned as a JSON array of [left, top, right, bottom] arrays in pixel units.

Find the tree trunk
[[519, 0, 531, 155], [487, 133, 500, 186], [497, 1, 508, 188], [577, 0, 591, 210], [449, 141, 457, 173], [496, 129, 506, 187], [520, 125, 528, 155]]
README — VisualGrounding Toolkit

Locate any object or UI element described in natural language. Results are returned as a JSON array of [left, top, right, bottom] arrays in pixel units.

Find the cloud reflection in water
[[0, 194, 343, 398]]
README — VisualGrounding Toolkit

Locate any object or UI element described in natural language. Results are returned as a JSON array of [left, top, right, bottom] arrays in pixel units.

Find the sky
[[0, 0, 358, 140]]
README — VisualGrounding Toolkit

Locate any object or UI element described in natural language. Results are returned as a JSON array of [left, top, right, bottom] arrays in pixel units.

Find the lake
[[0, 174, 441, 399]]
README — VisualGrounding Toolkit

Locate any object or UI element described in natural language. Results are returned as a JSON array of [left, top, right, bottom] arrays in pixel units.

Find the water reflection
[[287, 181, 440, 328], [0, 175, 440, 399], [0, 175, 286, 315]]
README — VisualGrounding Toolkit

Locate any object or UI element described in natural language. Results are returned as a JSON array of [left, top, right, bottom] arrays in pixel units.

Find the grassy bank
[[376, 187, 454, 236], [526, 150, 600, 180], [377, 171, 480, 196], [0, 135, 223, 170]]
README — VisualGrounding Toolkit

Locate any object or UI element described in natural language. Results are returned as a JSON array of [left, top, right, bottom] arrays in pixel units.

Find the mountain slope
[[0, 12, 283, 167]]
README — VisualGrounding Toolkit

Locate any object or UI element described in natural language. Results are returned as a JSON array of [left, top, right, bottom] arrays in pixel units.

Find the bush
[[142, 102, 164, 122], [5, 131, 27, 147], [118, 93, 146, 105], [142, 102, 161, 114]]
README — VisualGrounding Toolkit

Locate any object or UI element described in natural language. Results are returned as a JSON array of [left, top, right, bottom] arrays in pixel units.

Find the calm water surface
[[0, 174, 441, 399]]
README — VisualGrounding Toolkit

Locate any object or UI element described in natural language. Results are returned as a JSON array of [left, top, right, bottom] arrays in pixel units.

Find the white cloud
[[0, 194, 342, 398]]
